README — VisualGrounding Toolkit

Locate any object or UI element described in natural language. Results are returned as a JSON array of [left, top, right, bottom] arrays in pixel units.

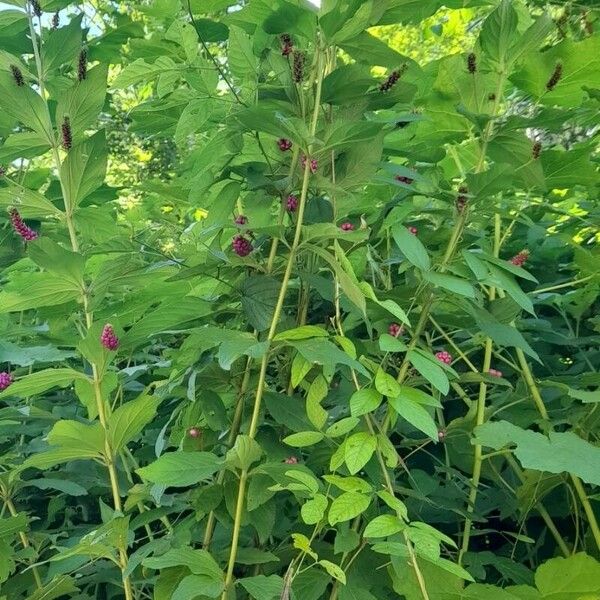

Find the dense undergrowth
[[0, 1, 600, 599]]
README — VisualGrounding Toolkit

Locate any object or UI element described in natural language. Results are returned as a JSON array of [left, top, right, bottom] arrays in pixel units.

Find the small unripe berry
[[284, 456, 298, 465], [277, 138, 292, 152], [232, 235, 253, 257], [100, 324, 119, 351], [395, 175, 414, 184], [286, 194, 298, 212], [467, 52, 477, 74], [340, 222, 354, 232], [510, 249, 529, 267], [488, 368, 503, 378], [546, 62, 563, 91], [488, 92, 496, 101], [408, 226, 418, 235], [435, 350, 452, 365], [10, 65, 24, 87], [61, 117, 73, 150], [188, 427, 201, 438], [9, 208, 38, 241], [388, 323, 404, 337], [438, 429, 446, 443], [0, 372, 13, 391]]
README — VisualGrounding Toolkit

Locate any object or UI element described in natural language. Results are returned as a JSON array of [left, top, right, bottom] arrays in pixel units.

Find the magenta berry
[[10, 65, 24, 87], [100, 324, 119, 351], [0, 372, 13, 391], [435, 350, 452, 365], [188, 427, 201, 438], [232, 235, 253, 257], [408, 226, 418, 235], [286, 194, 298, 212], [277, 138, 292, 152], [78, 48, 87, 81], [379, 65, 407, 92], [510, 249, 529, 267], [467, 52, 477, 74], [234, 215, 248, 225], [388, 322, 404, 337], [280, 33, 293, 56], [9, 208, 38, 241], [546, 62, 562, 91], [395, 175, 414, 184], [284, 456, 299, 465], [61, 117, 73, 150], [301, 155, 317, 174], [488, 368, 503, 378], [340, 222, 354, 232]]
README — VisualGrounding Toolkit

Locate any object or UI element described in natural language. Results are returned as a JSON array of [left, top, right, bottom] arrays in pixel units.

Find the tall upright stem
[[220, 43, 325, 598]]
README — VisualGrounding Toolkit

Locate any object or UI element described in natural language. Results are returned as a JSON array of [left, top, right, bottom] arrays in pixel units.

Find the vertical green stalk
[[220, 41, 325, 598], [26, 10, 133, 598]]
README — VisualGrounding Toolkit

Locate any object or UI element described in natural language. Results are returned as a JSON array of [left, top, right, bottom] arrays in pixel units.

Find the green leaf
[[60, 130, 107, 207], [424, 272, 475, 298], [474, 421, 600, 486], [0, 131, 51, 163], [329, 492, 371, 525], [0, 181, 62, 218], [112, 56, 180, 88], [274, 325, 329, 341], [56, 64, 108, 140], [47, 419, 105, 455], [326, 416, 359, 439], [228, 25, 258, 80], [0, 368, 88, 400], [530, 552, 600, 599], [319, 559, 346, 585], [375, 368, 401, 398], [290, 339, 369, 378], [137, 452, 222, 487], [301, 494, 328, 525], [108, 394, 160, 452], [478, 0, 518, 66], [392, 224, 430, 271], [42, 15, 83, 74], [344, 432, 377, 475], [240, 275, 279, 332], [350, 388, 382, 417], [364, 514, 405, 538], [388, 396, 438, 441], [0, 341, 75, 367], [407, 350, 450, 395], [0, 513, 29, 538], [323, 475, 372, 494], [27, 577, 80, 600], [283, 431, 324, 448], [227, 435, 263, 470], [172, 574, 224, 600], [239, 575, 285, 600]]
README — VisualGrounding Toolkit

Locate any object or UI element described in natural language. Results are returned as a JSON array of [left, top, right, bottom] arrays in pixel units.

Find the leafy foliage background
[[0, 0, 599, 599]]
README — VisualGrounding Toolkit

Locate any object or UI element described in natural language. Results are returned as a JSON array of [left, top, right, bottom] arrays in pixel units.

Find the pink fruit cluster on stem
[[234, 215, 248, 225], [188, 427, 201, 438], [9, 208, 38, 241], [510, 250, 529, 267], [284, 456, 298, 464], [340, 222, 354, 231], [286, 195, 298, 212], [435, 350, 452, 365], [100, 324, 119, 351], [232, 235, 253, 257], [388, 322, 404, 337], [408, 226, 418, 235], [301, 155, 318, 174], [488, 368, 503, 378], [277, 138, 292, 151], [0, 372, 13, 391]]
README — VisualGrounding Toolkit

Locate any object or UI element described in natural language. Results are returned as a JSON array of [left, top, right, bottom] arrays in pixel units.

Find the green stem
[[220, 42, 325, 598]]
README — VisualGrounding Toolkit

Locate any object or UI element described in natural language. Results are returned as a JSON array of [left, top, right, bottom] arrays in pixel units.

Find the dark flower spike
[[292, 51, 305, 83], [61, 117, 73, 150], [379, 65, 407, 92], [532, 141, 542, 159], [52, 12, 59, 29], [10, 65, 24, 87], [467, 52, 477, 73], [30, 0, 42, 17], [456, 185, 468, 212], [281, 33, 293, 56], [9, 208, 38, 241], [78, 48, 88, 81], [546, 62, 563, 91]]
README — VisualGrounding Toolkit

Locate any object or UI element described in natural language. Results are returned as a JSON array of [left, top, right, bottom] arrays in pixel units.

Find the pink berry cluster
[[395, 175, 414, 184], [232, 234, 253, 257], [9, 208, 38, 241], [100, 324, 119, 351], [301, 155, 318, 174], [510, 250, 529, 267], [0, 372, 13, 391], [488, 368, 503, 378], [435, 350, 452, 365], [388, 322, 404, 337], [188, 427, 201, 438], [277, 138, 292, 152], [286, 194, 298, 212], [408, 226, 418, 235], [340, 222, 354, 232], [284, 456, 298, 465], [280, 33, 293, 56], [292, 51, 305, 82], [234, 215, 248, 225]]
